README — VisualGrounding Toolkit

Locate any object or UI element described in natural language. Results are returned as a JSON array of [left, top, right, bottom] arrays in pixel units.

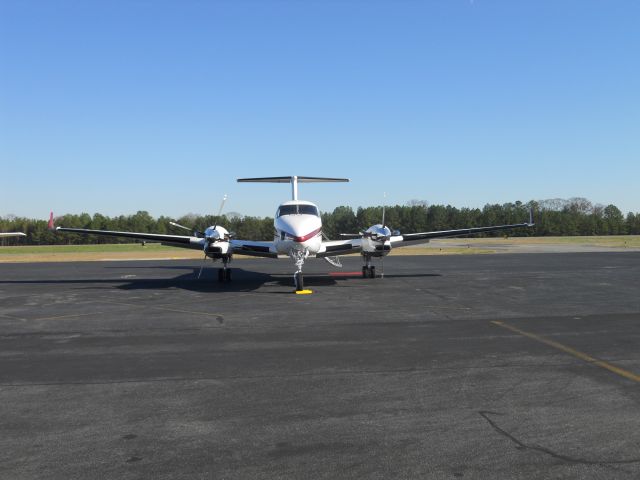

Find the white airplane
[[49, 176, 534, 291], [0, 232, 26, 238]]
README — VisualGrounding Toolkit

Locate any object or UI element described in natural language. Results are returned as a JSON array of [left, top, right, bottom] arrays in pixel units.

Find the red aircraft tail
[[47, 212, 55, 230]]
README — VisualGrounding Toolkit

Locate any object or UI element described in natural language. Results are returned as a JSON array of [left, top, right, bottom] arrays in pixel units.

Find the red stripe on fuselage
[[293, 228, 322, 243]]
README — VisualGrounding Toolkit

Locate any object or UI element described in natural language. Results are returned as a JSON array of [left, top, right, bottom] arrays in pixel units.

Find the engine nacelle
[[204, 225, 230, 241], [204, 225, 231, 257], [361, 224, 392, 256]]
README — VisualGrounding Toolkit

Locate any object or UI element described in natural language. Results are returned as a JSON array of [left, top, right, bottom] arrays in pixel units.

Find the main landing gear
[[362, 265, 376, 278], [218, 267, 232, 282], [217, 257, 232, 282], [199, 255, 232, 282], [362, 254, 376, 278]]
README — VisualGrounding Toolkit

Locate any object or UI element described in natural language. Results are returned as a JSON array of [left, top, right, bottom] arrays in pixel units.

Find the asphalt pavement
[[1, 253, 639, 479]]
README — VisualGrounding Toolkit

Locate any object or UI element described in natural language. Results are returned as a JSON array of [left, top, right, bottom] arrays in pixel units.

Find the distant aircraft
[[0, 232, 26, 238], [49, 176, 534, 291]]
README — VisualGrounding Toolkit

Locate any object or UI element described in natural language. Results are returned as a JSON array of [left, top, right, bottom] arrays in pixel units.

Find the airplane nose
[[279, 217, 321, 243]]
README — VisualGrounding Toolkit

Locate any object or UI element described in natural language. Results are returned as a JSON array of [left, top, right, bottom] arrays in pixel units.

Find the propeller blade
[[197, 241, 210, 279], [217, 194, 228, 216], [170, 221, 203, 238], [197, 255, 207, 279], [170, 221, 193, 231], [382, 192, 386, 227]]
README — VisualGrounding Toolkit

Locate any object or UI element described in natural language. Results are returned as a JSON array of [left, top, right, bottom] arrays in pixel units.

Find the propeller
[[381, 193, 386, 278], [170, 194, 231, 279]]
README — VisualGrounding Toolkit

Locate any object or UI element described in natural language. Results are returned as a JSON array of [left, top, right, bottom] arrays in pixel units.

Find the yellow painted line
[[491, 320, 640, 383]]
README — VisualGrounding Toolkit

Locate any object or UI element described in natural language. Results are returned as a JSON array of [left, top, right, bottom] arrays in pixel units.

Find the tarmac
[[1, 252, 639, 479]]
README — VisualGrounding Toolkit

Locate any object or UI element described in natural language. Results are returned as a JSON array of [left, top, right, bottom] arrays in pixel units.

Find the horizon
[[1, 195, 636, 222]]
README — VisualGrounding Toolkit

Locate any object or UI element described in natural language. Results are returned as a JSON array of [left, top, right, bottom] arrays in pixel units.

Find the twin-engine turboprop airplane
[[49, 176, 534, 291]]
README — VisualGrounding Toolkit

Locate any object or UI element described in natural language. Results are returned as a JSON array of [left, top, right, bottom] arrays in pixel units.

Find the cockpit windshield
[[277, 204, 319, 217]]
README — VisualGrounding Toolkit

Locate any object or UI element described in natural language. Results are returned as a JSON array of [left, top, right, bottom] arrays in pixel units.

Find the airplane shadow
[[0, 268, 442, 294]]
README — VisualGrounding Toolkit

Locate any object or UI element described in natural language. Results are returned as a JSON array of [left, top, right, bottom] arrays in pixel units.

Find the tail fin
[[47, 212, 55, 230]]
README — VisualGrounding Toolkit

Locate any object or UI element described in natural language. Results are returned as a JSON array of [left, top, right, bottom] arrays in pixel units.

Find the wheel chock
[[295, 289, 313, 295]]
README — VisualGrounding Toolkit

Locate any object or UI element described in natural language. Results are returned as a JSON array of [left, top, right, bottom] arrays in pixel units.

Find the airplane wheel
[[218, 268, 224, 282], [225, 268, 232, 281], [362, 266, 368, 278], [295, 272, 304, 291], [369, 266, 376, 278]]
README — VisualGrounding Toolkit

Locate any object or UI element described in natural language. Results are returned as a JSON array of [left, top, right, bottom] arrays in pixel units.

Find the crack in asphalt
[[479, 410, 640, 465]]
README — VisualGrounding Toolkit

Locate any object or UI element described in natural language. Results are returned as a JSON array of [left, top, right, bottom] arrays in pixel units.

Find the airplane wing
[[53, 227, 205, 250], [316, 238, 362, 257], [230, 239, 278, 258], [0, 232, 26, 238], [391, 220, 533, 247]]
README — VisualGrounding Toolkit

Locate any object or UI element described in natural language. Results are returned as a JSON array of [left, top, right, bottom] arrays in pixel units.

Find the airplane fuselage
[[273, 200, 323, 256]]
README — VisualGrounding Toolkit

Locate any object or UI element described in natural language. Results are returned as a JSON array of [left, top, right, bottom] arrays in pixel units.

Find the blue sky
[[1, 0, 639, 219]]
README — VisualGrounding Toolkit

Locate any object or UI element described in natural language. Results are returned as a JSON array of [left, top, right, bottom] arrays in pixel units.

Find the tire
[[225, 268, 232, 282], [369, 266, 376, 278], [218, 268, 224, 282], [295, 272, 304, 291], [362, 266, 368, 278]]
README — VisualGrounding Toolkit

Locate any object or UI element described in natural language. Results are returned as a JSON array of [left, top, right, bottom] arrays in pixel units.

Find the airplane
[[48, 176, 534, 291], [0, 232, 26, 238]]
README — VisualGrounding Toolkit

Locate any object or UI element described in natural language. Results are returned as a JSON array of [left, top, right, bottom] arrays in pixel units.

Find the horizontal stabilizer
[[237, 176, 349, 183], [238, 176, 349, 200]]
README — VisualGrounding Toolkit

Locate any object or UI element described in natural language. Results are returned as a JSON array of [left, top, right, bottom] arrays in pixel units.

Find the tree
[[603, 205, 624, 234]]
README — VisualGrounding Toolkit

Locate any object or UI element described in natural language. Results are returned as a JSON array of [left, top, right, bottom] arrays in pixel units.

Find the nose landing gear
[[291, 249, 312, 293]]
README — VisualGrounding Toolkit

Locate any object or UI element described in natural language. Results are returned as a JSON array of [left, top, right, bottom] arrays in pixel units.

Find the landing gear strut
[[291, 249, 308, 291], [362, 255, 376, 278], [217, 257, 232, 282]]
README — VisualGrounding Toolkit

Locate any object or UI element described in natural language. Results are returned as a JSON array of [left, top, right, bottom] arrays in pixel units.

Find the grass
[[433, 235, 640, 248], [385, 246, 495, 255], [0, 243, 203, 263], [0, 243, 184, 254]]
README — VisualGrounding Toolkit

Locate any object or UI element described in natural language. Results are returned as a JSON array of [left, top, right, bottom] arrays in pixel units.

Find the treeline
[[2, 198, 640, 245]]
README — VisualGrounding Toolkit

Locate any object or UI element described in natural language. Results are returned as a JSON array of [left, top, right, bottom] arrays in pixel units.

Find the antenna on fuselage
[[237, 176, 350, 201]]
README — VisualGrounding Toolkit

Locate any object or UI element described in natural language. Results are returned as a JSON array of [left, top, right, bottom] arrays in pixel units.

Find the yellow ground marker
[[491, 320, 640, 383], [295, 289, 313, 295]]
